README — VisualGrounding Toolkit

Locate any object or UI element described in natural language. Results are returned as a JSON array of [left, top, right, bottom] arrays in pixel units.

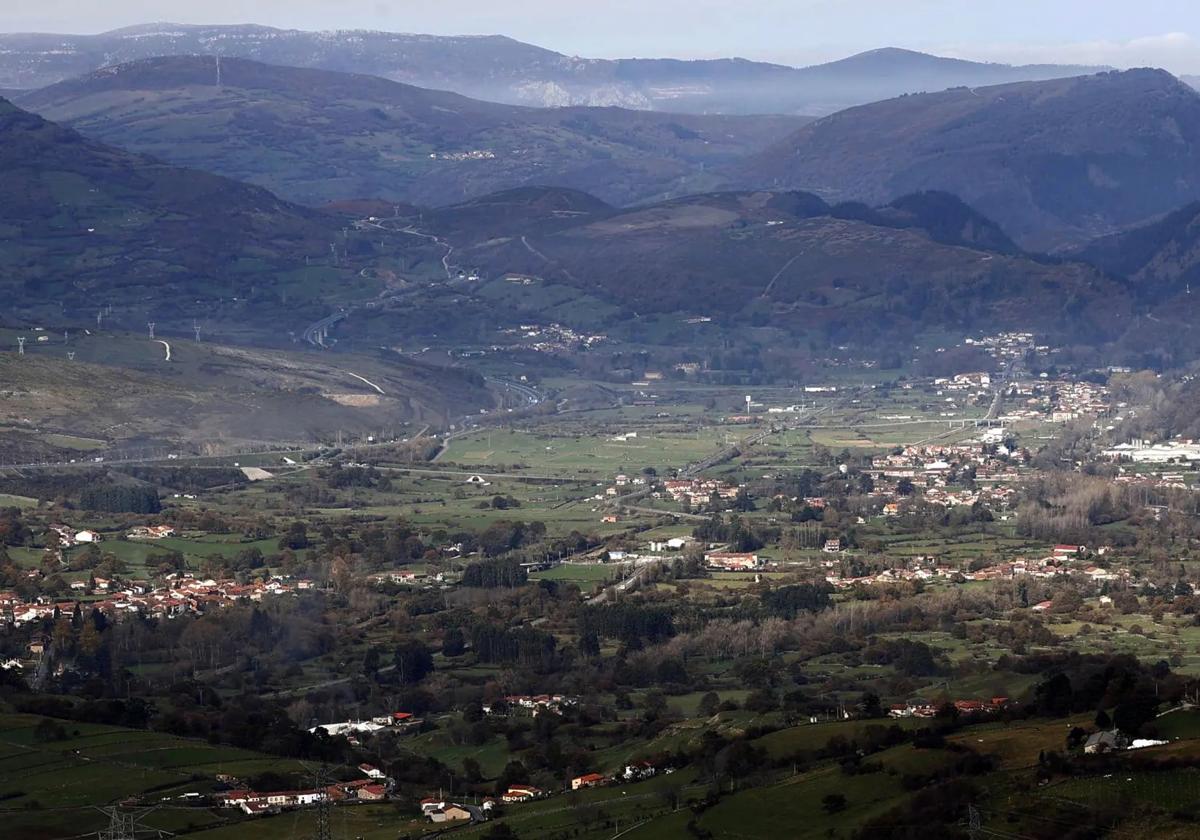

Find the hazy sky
[[4, 0, 1200, 73]]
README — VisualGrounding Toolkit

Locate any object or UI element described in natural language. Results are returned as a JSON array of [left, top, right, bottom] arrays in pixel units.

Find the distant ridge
[[737, 69, 1200, 249], [18, 55, 808, 207], [0, 23, 1106, 114]]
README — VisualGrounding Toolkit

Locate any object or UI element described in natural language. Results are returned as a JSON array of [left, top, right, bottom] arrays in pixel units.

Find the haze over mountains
[[0, 23, 1107, 115], [18, 56, 807, 207], [739, 69, 1200, 249]]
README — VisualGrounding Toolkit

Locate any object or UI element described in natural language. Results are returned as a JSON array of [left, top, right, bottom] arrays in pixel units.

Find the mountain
[[1070, 202, 1200, 365], [0, 24, 1105, 115], [418, 187, 1130, 352], [18, 56, 808, 207], [737, 69, 1200, 250], [0, 94, 469, 344], [1076, 202, 1200, 296]]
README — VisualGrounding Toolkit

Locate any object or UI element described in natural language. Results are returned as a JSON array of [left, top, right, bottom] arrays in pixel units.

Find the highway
[[301, 310, 349, 348]]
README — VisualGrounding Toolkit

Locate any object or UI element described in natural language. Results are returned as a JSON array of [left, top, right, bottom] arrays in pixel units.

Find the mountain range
[[0, 23, 1106, 115], [429, 188, 1128, 351], [17, 56, 807, 208], [0, 93, 416, 336], [738, 69, 1200, 250], [10, 56, 1200, 367]]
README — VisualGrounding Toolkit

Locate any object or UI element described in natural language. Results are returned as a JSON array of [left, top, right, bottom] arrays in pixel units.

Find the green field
[[0, 713, 311, 837]]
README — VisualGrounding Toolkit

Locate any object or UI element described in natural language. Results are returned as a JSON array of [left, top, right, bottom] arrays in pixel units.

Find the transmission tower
[[147, 322, 155, 339], [193, 321, 202, 342], [93, 805, 169, 840], [967, 803, 982, 840], [303, 764, 333, 840], [16, 337, 25, 356], [68, 351, 76, 361], [97, 310, 104, 328]]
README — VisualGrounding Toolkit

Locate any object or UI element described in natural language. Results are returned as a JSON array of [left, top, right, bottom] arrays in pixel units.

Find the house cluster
[[822, 546, 1126, 591], [621, 761, 667, 781], [873, 442, 1016, 479], [888, 697, 1010, 718], [867, 442, 1022, 514], [704, 551, 762, 571], [659, 478, 742, 508], [999, 379, 1110, 424], [571, 772, 610, 790], [127, 525, 176, 540], [936, 372, 992, 392], [498, 323, 607, 353], [217, 775, 389, 815], [47, 525, 101, 546], [1, 573, 316, 628], [647, 537, 690, 553], [824, 561, 958, 590], [419, 763, 664, 823], [501, 784, 544, 803], [420, 798, 482, 823], [1083, 729, 1168, 754], [485, 694, 579, 716], [1113, 471, 1190, 493], [368, 569, 449, 587], [309, 712, 419, 742], [963, 331, 1040, 363], [429, 149, 496, 161], [601, 473, 649, 497], [603, 536, 694, 565]]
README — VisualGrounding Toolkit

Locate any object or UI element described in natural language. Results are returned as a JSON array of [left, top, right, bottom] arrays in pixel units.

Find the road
[[373, 465, 582, 483], [678, 401, 830, 478], [357, 216, 456, 280], [762, 251, 804, 298], [344, 371, 385, 395], [616, 503, 711, 522], [587, 563, 654, 605], [301, 310, 349, 348], [155, 339, 171, 361]]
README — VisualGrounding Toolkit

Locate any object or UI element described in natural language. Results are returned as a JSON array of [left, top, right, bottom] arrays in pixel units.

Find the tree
[[462, 757, 483, 783], [442, 627, 465, 657], [822, 793, 847, 814], [279, 521, 309, 550], [859, 691, 883, 719], [363, 646, 382, 676], [1113, 694, 1158, 736], [578, 631, 601, 658], [698, 691, 721, 717], [393, 640, 434, 685]]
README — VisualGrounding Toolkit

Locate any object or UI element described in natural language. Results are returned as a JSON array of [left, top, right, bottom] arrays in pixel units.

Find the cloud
[[936, 32, 1200, 75]]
